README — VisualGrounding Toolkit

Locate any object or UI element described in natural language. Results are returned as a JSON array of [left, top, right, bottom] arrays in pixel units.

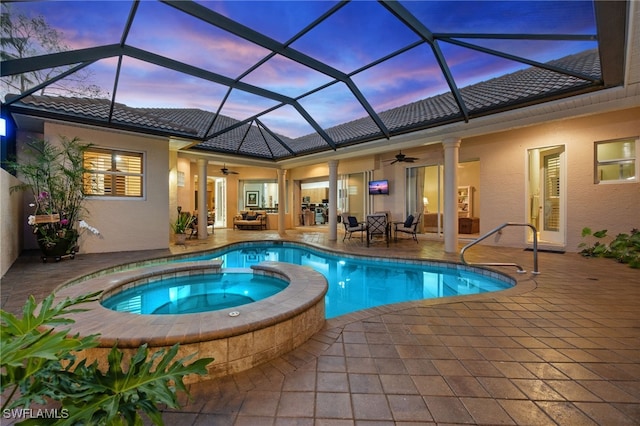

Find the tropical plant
[[1, 292, 101, 412], [1, 292, 213, 425], [171, 212, 195, 234], [579, 227, 640, 268], [8, 136, 99, 251]]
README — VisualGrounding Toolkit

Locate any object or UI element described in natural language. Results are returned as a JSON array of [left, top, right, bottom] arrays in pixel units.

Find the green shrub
[[1, 292, 213, 425], [579, 227, 640, 269]]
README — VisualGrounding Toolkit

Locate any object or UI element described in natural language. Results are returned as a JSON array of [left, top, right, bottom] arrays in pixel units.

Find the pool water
[[179, 242, 512, 319], [102, 273, 288, 315]]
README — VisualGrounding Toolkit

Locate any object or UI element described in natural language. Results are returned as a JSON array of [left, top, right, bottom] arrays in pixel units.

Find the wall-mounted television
[[368, 179, 389, 195]]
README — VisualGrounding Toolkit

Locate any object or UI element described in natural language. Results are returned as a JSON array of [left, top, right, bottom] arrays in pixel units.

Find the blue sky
[[3, 1, 597, 138]]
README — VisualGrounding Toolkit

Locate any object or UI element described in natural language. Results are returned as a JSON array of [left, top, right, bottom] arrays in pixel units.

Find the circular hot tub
[[101, 270, 289, 315], [52, 260, 327, 382]]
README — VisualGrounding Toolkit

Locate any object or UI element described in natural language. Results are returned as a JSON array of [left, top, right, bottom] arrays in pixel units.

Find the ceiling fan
[[220, 164, 239, 175], [387, 151, 419, 165]]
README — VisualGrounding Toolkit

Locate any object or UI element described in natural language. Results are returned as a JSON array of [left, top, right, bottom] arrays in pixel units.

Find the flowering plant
[[9, 136, 98, 252]]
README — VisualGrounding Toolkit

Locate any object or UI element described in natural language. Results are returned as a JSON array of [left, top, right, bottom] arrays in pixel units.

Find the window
[[240, 180, 278, 211], [595, 138, 638, 183], [83, 148, 144, 197]]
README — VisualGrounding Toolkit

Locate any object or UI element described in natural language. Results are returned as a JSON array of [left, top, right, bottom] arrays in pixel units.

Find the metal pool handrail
[[460, 222, 540, 275]]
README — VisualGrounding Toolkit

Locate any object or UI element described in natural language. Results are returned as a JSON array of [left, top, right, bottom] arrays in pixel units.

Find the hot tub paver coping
[[53, 261, 327, 348]]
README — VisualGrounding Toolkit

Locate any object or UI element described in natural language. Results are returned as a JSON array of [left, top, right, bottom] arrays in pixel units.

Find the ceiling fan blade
[[385, 151, 419, 164], [220, 164, 239, 175]]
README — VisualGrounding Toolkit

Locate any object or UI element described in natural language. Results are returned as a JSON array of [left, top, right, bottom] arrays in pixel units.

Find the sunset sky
[[3, 1, 598, 138]]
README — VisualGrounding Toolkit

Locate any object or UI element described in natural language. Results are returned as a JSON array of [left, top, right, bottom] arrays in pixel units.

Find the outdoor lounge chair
[[188, 214, 198, 239], [394, 213, 421, 243], [341, 213, 366, 242]]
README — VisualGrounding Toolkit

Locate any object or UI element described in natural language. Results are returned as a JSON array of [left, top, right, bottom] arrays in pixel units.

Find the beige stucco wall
[[1, 168, 23, 277], [44, 123, 170, 253], [461, 107, 640, 250]]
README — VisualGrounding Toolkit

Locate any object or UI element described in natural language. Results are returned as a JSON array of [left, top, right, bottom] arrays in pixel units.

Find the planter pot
[[37, 229, 78, 262], [34, 214, 61, 224], [174, 233, 187, 245]]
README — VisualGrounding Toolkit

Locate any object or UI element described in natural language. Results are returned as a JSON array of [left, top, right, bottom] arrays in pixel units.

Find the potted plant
[[171, 207, 195, 244], [8, 136, 99, 261]]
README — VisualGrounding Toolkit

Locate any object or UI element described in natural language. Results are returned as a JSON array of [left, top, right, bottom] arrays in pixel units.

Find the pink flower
[[60, 218, 69, 226], [38, 191, 49, 200]]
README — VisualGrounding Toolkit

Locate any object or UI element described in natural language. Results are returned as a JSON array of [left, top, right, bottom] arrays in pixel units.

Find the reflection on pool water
[[102, 273, 288, 315], [177, 242, 512, 319]]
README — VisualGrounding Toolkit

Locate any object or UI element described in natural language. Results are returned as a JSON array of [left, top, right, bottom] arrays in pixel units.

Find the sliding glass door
[[407, 164, 443, 233], [214, 177, 226, 228], [338, 172, 366, 220], [528, 146, 566, 246]]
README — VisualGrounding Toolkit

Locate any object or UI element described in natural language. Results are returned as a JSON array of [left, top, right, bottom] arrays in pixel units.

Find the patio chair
[[188, 214, 198, 239], [394, 212, 421, 243], [366, 213, 389, 247], [341, 213, 366, 242]]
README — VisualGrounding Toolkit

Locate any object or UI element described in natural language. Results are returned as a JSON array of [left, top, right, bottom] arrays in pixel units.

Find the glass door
[[407, 164, 443, 234], [214, 177, 226, 228], [528, 146, 565, 246], [338, 172, 367, 220]]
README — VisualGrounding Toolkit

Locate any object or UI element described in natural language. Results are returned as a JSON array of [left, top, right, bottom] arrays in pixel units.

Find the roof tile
[[11, 49, 601, 160]]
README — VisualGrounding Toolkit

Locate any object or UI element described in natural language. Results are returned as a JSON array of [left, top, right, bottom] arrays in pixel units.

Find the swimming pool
[[177, 242, 512, 319], [54, 241, 514, 382]]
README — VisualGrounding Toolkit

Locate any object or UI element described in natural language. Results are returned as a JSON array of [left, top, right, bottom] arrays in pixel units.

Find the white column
[[197, 158, 208, 239], [442, 137, 461, 253], [328, 160, 339, 241], [277, 169, 286, 236]]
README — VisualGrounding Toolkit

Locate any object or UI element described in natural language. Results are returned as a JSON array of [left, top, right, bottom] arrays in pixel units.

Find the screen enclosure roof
[[1, 1, 630, 162]]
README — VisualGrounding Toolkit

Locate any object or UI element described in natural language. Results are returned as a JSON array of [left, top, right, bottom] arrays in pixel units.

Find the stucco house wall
[[2, 106, 637, 274], [42, 122, 170, 254], [462, 107, 640, 251], [1, 168, 23, 277], [283, 106, 638, 252]]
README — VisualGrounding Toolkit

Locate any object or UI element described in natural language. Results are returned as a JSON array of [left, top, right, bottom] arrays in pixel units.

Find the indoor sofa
[[233, 210, 268, 230]]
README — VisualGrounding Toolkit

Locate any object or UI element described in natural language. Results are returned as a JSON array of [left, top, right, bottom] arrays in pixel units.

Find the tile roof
[[11, 49, 601, 161]]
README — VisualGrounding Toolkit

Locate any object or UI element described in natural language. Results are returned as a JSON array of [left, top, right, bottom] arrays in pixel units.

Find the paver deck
[[2, 226, 639, 425]]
